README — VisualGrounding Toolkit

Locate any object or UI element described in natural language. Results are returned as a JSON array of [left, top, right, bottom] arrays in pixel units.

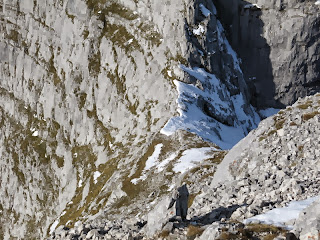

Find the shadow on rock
[[191, 204, 245, 225]]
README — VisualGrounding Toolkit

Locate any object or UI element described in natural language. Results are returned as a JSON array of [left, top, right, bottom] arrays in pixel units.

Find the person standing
[[168, 184, 189, 221]]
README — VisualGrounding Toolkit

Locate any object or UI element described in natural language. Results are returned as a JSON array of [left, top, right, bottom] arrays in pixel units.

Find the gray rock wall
[[214, 0, 320, 107], [0, 0, 259, 238], [0, 0, 183, 238]]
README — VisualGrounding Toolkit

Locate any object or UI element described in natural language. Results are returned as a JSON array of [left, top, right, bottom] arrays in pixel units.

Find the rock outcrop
[[214, 0, 320, 108], [294, 198, 320, 240], [51, 93, 320, 239]]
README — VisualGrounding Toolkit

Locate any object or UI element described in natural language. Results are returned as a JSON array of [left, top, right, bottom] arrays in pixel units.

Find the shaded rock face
[[214, 0, 320, 108]]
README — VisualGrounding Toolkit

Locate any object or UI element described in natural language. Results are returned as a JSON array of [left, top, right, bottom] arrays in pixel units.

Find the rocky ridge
[[50, 94, 320, 239]]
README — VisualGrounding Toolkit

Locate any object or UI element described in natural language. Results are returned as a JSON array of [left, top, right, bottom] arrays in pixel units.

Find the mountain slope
[[51, 93, 320, 239], [0, 0, 319, 239], [0, 0, 260, 238]]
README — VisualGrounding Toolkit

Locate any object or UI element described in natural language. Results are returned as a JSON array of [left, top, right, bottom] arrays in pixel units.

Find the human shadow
[[213, 0, 284, 109], [190, 204, 245, 225]]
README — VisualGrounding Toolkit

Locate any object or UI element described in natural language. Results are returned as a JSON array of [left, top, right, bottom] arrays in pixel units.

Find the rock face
[[294, 198, 320, 240], [214, 0, 320, 107], [0, 0, 319, 239], [49, 93, 320, 239], [0, 0, 260, 239]]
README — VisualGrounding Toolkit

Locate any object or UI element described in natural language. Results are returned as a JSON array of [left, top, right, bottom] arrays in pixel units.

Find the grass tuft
[[302, 111, 319, 121], [187, 225, 205, 239]]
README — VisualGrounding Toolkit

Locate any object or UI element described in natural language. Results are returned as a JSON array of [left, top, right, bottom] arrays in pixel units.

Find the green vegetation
[[116, 139, 164, 208], [82, 29, 89, 40], [188, 192, 200, 208], [48, 47, 62, 86], [65, 9, 75, 22], [103, 2, 138, 20], [274, 117, 285, 130], [0, 89, 68, 237], [297, 100, 312, 110], [158, 229, 170, 238], [187, 225, 205, 239], [219, 223, 287, 240], [73, 87, 87, 109], [102, 22, 141, 53], [302, 111, 319, 121], [137, 22, 162, 47], [107, 67, 127, 95], [7, 29, 20, 43], [88, 50, 101, 77], [267, 129, 277, 136]]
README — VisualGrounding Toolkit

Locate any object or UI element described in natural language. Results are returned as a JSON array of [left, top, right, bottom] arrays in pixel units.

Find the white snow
[[173, 147, 217, 173], [127, 38, 133, 44], [193, 24, 205, 35], [156, 153, 177, 173], [78, 179, 83, 188], [161, 18, 261, 150], [243, 196, 319, 229], [244, 3, 261, 9], [199, 4, 211, 17], [145, 144, 163, 170], [131, 178, 139, 185], [32, 130, 39, 137], [93, 171, 101, 184], [259, 108, 280, 119], [131, 144, 163, 184], [161, 66, 259, 150], [49, 220, 59, 234], [167, 70, 172, 77], [315, 0, 320, 5]]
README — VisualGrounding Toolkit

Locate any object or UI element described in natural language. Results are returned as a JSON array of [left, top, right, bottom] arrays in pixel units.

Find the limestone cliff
[[214, 0, 320, 107], [0, 0, 318, 239], [0, 0, 259, 238]]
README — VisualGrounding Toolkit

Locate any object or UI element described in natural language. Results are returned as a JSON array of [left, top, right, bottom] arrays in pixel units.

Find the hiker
[[168, 184, 189, 221]]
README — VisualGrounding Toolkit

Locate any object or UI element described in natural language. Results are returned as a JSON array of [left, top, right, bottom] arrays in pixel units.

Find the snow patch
[[161, 66, 259, 149], [145, 144, 163, 170], [49, 220, 59, 235], [156, 153, 177, 173], [244, 3, 261, 9], [93, 171, 101, 184], [173, 147, 217, 174], [131, 144, 163, 184], [259, 108, 280, 119], [193, 24, 205, 35], [244, 196, 319, 229], [32, 130, 39, 137], [78, 179, 83, 188]]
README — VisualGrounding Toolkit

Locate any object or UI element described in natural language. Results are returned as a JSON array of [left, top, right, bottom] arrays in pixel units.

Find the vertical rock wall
[[0, 0, 185, 238], [214, 0, 320, 107]]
